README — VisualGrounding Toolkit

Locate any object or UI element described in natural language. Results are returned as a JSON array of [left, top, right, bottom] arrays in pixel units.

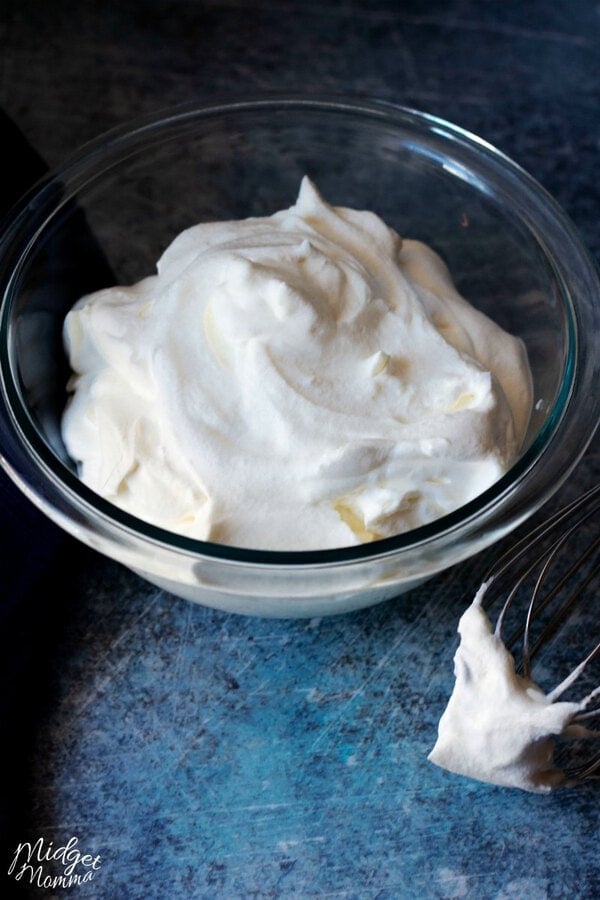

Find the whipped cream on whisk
[[429, 585, 593, 793], [61, 178, 532, 550]]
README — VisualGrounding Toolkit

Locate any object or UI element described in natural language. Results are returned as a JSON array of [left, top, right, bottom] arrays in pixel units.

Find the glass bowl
[[1, 95, 599, 617]]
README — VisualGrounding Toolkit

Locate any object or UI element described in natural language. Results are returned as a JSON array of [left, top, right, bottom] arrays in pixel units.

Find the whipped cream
[[429, 585, 595, 793], [61, 178, 532, 550]]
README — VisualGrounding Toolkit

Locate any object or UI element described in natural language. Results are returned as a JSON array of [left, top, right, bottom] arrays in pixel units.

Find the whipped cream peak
[[429, 585, 596, 793], [62, 178, 532, 550]]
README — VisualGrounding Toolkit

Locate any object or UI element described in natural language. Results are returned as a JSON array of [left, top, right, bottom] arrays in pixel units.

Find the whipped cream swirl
[[62, 178, 532, 550]]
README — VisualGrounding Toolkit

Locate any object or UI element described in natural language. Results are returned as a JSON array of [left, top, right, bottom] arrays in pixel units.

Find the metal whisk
[[480, 483, 600, 782]]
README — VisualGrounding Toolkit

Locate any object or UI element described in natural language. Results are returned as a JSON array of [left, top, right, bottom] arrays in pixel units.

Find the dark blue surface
[[1, 2, 599, 897]]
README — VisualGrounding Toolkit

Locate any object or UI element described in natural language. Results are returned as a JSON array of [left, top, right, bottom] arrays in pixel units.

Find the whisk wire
[[486, 485, 600, 652], [482, 483, 600, 590], [480, 483, 600, 783], [523, 538, 600, 678], [565, 754, 600, 781]]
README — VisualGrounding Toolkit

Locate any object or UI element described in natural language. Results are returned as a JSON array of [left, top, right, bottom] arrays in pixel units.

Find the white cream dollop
[[428, 586, 590, 793], [61, 177, 532, 550]]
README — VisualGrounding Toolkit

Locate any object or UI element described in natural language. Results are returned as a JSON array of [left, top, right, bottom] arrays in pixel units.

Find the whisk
[[481, 482, 600, 783]]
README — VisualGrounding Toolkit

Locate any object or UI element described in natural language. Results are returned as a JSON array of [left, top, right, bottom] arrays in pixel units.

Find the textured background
[[1, 2, 599, 897]]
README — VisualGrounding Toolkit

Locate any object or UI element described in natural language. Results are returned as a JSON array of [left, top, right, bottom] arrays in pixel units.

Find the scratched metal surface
[[1, 1, 599, 897]]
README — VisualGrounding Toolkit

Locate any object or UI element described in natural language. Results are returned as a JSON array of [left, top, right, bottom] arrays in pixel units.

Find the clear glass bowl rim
[[1, 93, 599, 571]]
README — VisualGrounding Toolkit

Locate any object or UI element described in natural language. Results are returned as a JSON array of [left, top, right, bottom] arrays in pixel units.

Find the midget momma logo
[[8, 835, 102, 890]]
